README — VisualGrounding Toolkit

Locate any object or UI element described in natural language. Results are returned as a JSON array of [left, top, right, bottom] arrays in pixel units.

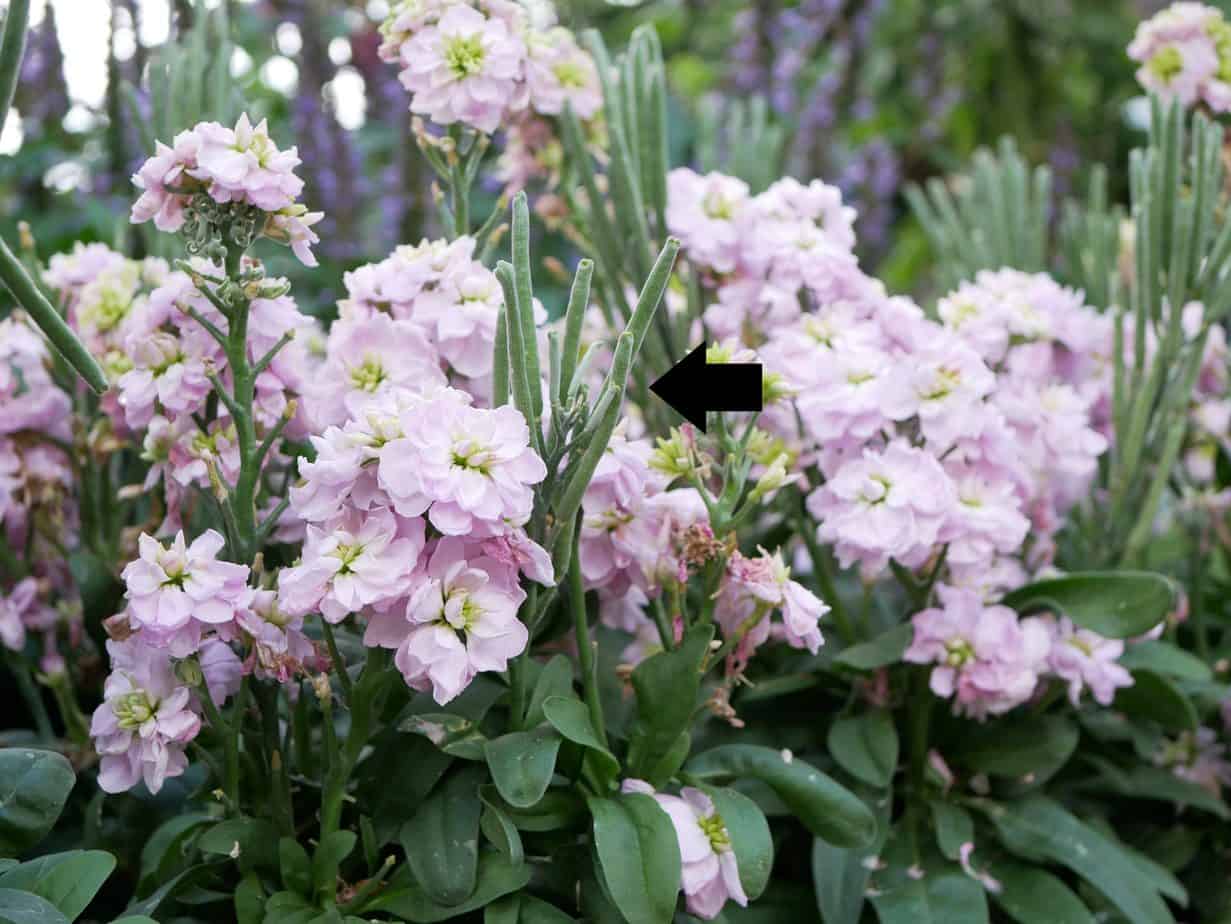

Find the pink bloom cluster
[[283, 353, 551, 702], [41, 248, 320, 535], [715, 548, 829, 666], [0, 315, 81, 671], [379, 0, 601, 135], [622, 779, 748, 920], [1129, 3, 1231, 111], [317, 236, 539, 420], [130, 114, 324, 265], [91, 529, 255, 793], [576, 429, 707, 644], [904, 586, 1132, 719]]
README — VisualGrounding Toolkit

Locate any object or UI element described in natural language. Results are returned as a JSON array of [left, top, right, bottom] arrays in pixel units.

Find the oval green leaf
[[0, 749, 75, 857], [1000, 572, 1177, 639], [827, 711, 898, 788], [485, 727, 562, 809]]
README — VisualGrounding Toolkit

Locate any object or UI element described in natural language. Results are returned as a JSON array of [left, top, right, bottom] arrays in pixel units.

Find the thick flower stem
[[5, 649, 53, 740], [257, 683, 295, 837], [199, 681, 240, 809]]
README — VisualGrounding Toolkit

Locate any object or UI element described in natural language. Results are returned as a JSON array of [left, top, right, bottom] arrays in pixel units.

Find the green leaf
[[0, 888, 70, 924], [981, 796, 1175, 924], [312, 831, 356, 904], [1083, 764, 1228, 818], [401, 765, 484, 906], [812, 787, 891, 924], [870, 872, 988, 924], [706, 787, 772, 901], [485, 727, 562, 809], [279, 838, 313, 897], [686, 745, 875, 848], [525, 656, 575, 729], [0, 749, 75, 857], [479, 785, 586, 833], [0, 850, 114, 920], [123, 863, 216, 918], [542, 695, 621, 784], [110, 918, 159, 924], [400, 713, 488, 760], [588, 792, 682, 924], [262, 889, 317, 924], [518, 894, 578, 922], [137, 812, 212, 894], [949, 715, 1078, 782], [834, 625, 912, 670], [928, 803, 973, 861], [986, 859, 1093, 924], [198, 818, 279, 873], [627, 626, 714, 784], [234, 872, 265, 924], [827, 712, 898, 788], [479, 802, 524, 868], [367, 852, 531, 922], [1001, 572, 1177, 638], [1119, 641, 1212, 681], [1115, 668, 1198, 730]]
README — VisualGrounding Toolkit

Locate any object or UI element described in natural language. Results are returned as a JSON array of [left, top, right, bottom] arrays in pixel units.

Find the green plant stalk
[[199, 678, 240, 809], [320, 648, 390, 839], [257, 682, 295, 836], [5, 648, 53, 740], [321, 620, 354, 705], [0, 0, 29, 136], [0, 236, 108, 393], [566, 526, 605, 752]]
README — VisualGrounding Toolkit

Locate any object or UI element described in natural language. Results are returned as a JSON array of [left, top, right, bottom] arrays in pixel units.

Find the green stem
[[907, 667, 933, 800], [0, 236, 108, 393], [5, 649, 53, 740], [569, 527, 607, 747], [257, 683, 295, 836], [198, 680, 240, 809], [321, 621, 354, 705]]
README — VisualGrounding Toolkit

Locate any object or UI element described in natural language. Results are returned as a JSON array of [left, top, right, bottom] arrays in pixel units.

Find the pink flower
[[191, 114, 305, 211], [620, 780, 748, 920], [306, 314, 447, 429], [378, 398, 547, 535], [277, 508, 424, 623], [416, 261, 503, 378], [0, 578, 38, 651], [122, 530, 250, 656], [236, 588, 320, 683], [90, 638, 202, 794], [115, 331, 214, 431], [808, 441, 957, 575], [524, 27, 602, 118], [398, 4, 528, 133], [198, 637, 243, 706], [1046, 617, 1132, 706], [666, 170, 751, 275], [130, 129, 202, 232], [904, 586, 1050, 719], [715, 549, 828, 657], [364, 537, 529, 704], [1129, 3, 1231, 110]]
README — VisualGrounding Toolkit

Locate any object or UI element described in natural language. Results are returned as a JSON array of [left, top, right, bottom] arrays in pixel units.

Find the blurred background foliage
[[0, 0, 1197, 312]]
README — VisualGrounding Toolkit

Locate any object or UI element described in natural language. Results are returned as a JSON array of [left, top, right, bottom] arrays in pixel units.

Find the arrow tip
[[650, 343, 709, 432]]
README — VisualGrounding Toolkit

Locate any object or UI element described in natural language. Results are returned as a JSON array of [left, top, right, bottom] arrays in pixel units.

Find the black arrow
[[649, 343, 763, 432]]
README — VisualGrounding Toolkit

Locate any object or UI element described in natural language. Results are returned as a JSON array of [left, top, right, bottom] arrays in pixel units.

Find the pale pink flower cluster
[[315, 236, 535, 422], [714, 548, 829, 664], [904, 585, 1132, 719], [622, 779, 748, 920], [668, 170, 858, 292], [91, 529, 255, 794], [130, 114, 323, 265], [90, 636, 203, 794], [1128, 2, 1231, 111], [43, 255, 320, 535], [379, 0, 601, 135], [577, 429, 707, 640], [282, 337, 551, 701]]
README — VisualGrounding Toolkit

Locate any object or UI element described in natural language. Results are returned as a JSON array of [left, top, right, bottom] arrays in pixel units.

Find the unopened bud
[[175, 658, 205, 689]]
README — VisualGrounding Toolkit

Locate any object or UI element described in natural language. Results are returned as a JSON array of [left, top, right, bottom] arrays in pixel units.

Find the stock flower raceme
[[621, 779, 748, 920], [380, 0, 602, 134], [121, 530, 250, 656], [130, 114, 323, 265], [90, 637, 202, 794]]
